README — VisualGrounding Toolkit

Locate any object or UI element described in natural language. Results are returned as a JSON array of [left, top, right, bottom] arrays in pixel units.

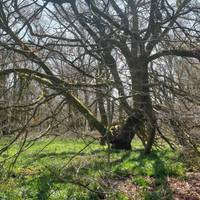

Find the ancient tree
[[0, 0, 200, 153]]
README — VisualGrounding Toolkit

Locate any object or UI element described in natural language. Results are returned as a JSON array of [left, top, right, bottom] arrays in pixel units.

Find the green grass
[[0, 137, 186, 200]]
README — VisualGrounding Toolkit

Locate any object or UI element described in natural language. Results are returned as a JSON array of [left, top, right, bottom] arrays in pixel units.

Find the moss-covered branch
[[0, 69, 107, 136]]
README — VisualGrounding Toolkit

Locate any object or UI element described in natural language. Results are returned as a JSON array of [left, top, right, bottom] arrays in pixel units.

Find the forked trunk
[[110, 110, 144, 150], [111, 58, 156, 153]]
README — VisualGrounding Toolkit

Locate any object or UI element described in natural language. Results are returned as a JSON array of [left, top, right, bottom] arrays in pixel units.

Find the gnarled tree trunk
[[110, 58, 156, 153], [111, 110, 144, 150]]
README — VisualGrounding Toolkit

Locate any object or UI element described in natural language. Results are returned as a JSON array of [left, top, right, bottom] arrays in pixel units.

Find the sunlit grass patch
[[0, 137, 186, 199]]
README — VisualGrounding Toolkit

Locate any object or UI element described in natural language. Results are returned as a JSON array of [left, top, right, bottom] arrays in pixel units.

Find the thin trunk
[[97, 95, 108, 145], [107, 97, 114, 125], [84, 90, 89, 132], [0, 75, 7, 135], [98, 97, 108, 127]]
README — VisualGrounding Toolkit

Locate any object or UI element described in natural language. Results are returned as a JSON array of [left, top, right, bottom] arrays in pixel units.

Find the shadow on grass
[[34, 151, 87, 159], [145, 153, 173, 200], [112, 150, 176, 199], [22, 148, 178, 199], [132, 151, 175, 199], [36, 174, 54, 200], [31, 147, 110, 161]]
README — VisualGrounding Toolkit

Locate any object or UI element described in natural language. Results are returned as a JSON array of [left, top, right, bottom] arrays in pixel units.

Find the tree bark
[[111, 110, 144, 150], [111, 58, 156, 153]]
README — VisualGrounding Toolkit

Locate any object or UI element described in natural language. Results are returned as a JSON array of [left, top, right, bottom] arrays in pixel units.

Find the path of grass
[[0, 137, 186, 200]]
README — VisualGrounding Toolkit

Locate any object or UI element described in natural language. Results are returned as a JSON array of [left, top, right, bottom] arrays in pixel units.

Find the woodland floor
[[112, 172, 200, 200], [0, 137, 199, 200]]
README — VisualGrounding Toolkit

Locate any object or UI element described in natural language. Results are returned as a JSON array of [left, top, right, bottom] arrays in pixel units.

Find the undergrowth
[[0, 137, 186, 200]]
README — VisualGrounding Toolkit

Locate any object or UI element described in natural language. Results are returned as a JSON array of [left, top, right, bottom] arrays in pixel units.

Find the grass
[[0, 137, 186, 200]]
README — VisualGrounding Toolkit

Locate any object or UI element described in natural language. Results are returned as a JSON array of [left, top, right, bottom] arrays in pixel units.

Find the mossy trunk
[[65, 92, 107, 136], [110, 110, 144, 150]]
